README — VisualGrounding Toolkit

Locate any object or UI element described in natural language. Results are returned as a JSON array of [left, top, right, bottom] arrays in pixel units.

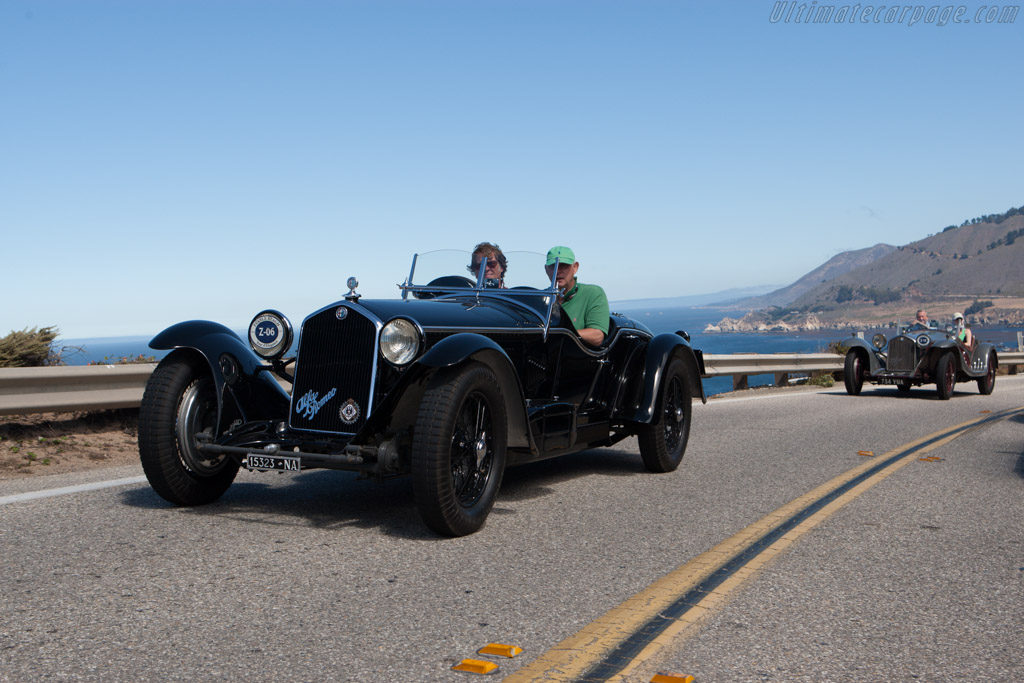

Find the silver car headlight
[[871, 333, 886, 350], [248, 310, 293, 361], [380, 318, 421, 366]]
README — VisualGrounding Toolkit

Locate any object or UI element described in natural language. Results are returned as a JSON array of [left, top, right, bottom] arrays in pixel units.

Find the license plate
[[245, 454, 301, 472]]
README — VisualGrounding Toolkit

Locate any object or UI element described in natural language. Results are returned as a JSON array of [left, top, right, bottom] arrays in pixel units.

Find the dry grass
[[0, 409, 140, 480]]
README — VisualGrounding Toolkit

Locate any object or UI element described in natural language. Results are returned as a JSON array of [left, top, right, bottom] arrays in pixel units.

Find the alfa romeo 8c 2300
[[138, 250, 706, 536]]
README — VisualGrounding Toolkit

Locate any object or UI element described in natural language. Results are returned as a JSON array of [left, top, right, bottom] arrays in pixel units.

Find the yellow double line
[[504, 407, 1023, 682]]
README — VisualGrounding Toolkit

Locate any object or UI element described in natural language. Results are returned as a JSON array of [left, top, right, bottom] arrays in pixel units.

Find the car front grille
[[887, 336, 918, 372], [289, 305, 379, 434]]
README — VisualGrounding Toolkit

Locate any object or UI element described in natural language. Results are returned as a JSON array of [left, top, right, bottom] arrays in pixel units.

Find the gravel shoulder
[[0, 409, 141, 481]]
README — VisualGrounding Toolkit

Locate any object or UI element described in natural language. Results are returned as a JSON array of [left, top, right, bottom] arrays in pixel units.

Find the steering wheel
[[413, 275, 476, 299]]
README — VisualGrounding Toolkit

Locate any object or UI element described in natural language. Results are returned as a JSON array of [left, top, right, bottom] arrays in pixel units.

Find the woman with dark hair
[[468, 242, 507, 288]]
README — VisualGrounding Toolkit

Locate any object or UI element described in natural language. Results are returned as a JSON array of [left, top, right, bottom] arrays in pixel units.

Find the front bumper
[[195, 421, 400, 474]]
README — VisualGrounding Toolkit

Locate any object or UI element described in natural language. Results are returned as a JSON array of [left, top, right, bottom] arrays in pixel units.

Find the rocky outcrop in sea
[[704, 312, 824, 333]]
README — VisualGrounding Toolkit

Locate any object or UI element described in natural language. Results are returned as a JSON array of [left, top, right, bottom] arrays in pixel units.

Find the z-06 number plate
[[245, 454, 301, 472]]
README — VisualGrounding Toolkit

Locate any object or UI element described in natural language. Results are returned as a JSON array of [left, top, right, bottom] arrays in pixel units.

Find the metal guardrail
[[1, 351, 1022, 416], [0, 364, 158, 416], [703, 353, 844, 391]]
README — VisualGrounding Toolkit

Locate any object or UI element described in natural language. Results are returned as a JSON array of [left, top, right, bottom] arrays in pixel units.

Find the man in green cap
[[545, 246, 609, 346]]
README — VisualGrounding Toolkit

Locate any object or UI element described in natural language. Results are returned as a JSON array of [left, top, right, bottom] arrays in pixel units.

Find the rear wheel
[[977, 352, 996, 395], [843, 351, 864, 396], [138, 353, 238, 505], [637, 357, 692, 473], [411, 363, 507, 537], [935, 352, 956, 400]]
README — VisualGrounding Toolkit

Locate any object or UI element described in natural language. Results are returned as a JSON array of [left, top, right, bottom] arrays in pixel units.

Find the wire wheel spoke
[[450, 393, 492, 507], [663, 378, 684, 452]]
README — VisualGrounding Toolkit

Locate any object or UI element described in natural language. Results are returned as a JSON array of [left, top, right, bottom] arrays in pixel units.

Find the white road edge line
[[708, 388, 834, 404], [0, 476, 148, 506]]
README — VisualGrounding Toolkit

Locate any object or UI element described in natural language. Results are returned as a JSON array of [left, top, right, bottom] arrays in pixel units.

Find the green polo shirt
[[560, 281, 609, 334]]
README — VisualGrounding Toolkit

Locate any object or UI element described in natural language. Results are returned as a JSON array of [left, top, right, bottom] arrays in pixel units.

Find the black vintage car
[[138, 250, 706, 536], [842, 322, 997, 400]]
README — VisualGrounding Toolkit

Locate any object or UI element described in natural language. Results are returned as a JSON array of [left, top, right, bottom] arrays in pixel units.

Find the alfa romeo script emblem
[[295, 388, 337, 420], [339, 399, 360, 424]]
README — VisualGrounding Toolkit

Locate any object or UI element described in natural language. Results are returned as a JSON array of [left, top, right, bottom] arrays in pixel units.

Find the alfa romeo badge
[[339, 399, 360, 424]]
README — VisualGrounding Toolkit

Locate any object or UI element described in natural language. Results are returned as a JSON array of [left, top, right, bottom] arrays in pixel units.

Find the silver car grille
[[887, 336, 918, 372]]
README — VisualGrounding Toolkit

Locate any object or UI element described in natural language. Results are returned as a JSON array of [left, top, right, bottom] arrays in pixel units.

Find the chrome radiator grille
[[887, 336, 918, 372], [289, 306, 378, 434]]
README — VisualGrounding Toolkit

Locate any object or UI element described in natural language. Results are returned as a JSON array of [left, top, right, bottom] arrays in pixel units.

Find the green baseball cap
[[545, 246, 575, 266]]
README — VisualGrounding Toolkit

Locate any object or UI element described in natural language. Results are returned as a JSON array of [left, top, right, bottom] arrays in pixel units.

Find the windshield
[[403, 249, 558, 292]]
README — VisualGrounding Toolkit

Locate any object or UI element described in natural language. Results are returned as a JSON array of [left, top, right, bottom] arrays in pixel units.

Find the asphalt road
[[2, 377, 1022, 682]]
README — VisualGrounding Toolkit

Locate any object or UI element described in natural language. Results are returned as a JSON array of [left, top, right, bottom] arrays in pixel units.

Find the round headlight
[[871, 333, 886, 350], [248, 310, 293, 360], [916, 334, 931, 347], [380, 318, 420, 366]]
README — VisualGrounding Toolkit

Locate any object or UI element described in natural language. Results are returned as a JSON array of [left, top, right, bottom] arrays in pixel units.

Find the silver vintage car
[[842, 320, 997, 399]]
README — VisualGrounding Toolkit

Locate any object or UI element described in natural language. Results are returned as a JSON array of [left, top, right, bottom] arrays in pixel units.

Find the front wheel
[[935, 352, 956, 400], [843, 351, 864, 396], [411, 362, 508, 537], [138, 352, 238, 505], [637, 357, 692, 473], [977, 352, 996, 395]]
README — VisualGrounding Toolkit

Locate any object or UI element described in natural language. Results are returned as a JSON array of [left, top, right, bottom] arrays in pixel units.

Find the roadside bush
[[806, 373, 835, 387], [0, 327, 61, 367], [87, 354, 156, 365]]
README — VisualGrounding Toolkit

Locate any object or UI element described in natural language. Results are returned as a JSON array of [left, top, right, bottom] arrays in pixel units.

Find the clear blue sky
[[3, 0, 1022, 339]]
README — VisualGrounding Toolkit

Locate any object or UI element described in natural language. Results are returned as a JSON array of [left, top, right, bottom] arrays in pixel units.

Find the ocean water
[[57, 336, 173, 367], [621, 306, 848, 395], [58, 307, 1022, 397]]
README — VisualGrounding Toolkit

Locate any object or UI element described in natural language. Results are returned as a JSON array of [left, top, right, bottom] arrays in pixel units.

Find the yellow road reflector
[[918, 456, 943, 462], [980, 410, 992, 414], [857, 450, 874, 456], [478, 643, 523, 658], [651, 673, 696, 683], [452, 658, 499, 675]]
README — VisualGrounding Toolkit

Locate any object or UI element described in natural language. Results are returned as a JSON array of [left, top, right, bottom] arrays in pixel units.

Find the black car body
[[138, 250, 706, 535], [842, 322, 998, 400]]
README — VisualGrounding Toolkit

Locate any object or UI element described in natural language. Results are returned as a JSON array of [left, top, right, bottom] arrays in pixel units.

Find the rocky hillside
[[708, 204, 1024, 332], [791, 213, 1024, 307], [733, 243, 897, 309]]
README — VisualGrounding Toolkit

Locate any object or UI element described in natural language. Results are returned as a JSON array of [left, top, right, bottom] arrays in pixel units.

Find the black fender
[[633, 333, 707, 423], [842, 337, 884, 375], [922, 339, 963, 375], [149, 320, 291, 434], [358, 333, 533, 451]]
